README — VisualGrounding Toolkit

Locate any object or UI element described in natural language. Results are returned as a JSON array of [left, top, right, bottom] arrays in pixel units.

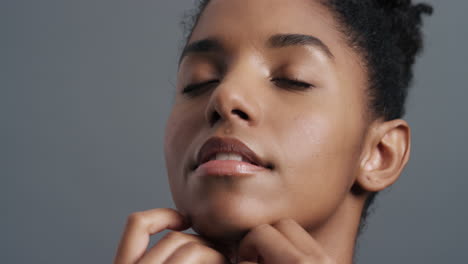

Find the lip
[[193, 160, 268, 177], [192, 136, 272, 176]]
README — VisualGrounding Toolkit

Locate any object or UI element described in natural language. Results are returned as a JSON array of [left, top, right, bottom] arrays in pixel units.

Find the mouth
[[192, 136, 274, 172]]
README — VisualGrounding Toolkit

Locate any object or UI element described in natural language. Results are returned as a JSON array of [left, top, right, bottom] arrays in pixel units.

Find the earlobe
[[357, 119, 411, 193]]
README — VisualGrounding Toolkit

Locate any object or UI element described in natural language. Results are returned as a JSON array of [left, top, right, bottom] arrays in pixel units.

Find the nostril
[[232, 109, 249, 120], [210, 111, 221, 126]]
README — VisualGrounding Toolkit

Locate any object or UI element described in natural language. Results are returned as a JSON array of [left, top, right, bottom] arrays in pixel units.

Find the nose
[[204, 78, 262, 128]]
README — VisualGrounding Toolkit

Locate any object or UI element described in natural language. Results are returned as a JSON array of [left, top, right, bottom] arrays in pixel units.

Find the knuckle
[[243, 223, 271, 240], [240, 223, 272, 247], [161, 232, 210, 247], [179, 241, 205, 252], [274, 218, 295, 228], [126, 211, 147, 226], [172, 242, 227, 263], [250, 224, 273, 236], [252, 223, 271, 233], [162, 231, 186, 241]]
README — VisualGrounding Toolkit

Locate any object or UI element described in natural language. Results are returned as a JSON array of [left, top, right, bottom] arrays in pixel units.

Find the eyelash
[[270, 77, 313, 90], [182, 79, 219, 96], [182, 78, 313, 96]]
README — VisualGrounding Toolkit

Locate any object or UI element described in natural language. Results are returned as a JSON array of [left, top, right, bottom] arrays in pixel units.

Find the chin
[[191, 215, 250, 243], [181, 196, 282, 243]]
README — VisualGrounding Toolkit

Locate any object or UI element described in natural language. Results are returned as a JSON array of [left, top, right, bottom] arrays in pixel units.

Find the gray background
[[2, 0, 467, 263]]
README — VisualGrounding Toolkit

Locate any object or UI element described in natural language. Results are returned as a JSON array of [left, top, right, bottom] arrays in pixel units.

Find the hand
[[114, 208, 230, 264], [237, 219, 336, 264]]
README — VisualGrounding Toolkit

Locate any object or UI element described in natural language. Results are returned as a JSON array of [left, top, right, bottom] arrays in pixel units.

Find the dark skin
[[114, 0, 411, 263]]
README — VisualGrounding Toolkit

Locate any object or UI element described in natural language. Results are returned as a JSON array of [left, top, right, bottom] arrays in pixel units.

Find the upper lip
[[194, 136, 271, 169]]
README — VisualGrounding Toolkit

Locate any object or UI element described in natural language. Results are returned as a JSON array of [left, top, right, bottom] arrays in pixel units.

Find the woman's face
[[164, 0, 369, 242]]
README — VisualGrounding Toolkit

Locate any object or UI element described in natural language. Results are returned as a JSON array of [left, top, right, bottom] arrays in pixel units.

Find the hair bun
[[376, 0, 411, 9], [376, 0, 433, 15], [411, 3, 434, 16]]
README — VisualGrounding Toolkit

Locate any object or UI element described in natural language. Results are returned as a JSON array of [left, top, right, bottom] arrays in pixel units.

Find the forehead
[[188, 0, 365, 72], [186, 0, 367, 95], [191, 0, 341, 52]]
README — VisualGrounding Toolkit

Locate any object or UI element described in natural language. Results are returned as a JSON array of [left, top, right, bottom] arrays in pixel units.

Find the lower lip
[[192, 160, 268, 177]]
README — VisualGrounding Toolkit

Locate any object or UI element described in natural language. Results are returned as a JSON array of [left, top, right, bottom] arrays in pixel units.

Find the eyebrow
[[178, 33, 334, 66], [268, 34, 334, 59], [178, 38, 223, 66]]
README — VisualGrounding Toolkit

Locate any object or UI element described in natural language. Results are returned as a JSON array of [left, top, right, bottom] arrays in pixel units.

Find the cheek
[[274, 87, 366, 188], [280, 114, 348, 177], [164, 105, 202, 181], [164, 105, 205, 212], [164, 110, 184, 165], [164, 103, 204, 156], [272, 111, 363, 227]]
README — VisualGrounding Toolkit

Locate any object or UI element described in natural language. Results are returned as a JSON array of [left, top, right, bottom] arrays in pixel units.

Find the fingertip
[[176, 215, 192, 230], [166, 209, 191, 230]]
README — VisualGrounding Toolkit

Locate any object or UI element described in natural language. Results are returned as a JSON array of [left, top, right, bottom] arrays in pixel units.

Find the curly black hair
[[180, 0, 432, 239], [321, 0, 433, 237]]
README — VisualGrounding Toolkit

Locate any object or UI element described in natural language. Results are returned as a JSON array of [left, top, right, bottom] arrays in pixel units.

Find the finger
[[238, 224, 303, 263], [137, 231, 216, 264], [114, 208, 190, 264], [160, 241, 229, 264], [271, 218, 324, 257]]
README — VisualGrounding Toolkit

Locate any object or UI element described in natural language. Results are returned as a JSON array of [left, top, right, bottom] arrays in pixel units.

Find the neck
[[308, 194, 364, 264], [222, 194, 364, 264]]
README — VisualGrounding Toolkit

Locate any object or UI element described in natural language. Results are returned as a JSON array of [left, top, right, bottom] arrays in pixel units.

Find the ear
[[357, 119, 411, 192]]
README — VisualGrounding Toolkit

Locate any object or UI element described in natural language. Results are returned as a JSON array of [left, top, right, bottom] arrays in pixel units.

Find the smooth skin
[[114, 0, 410, 263]]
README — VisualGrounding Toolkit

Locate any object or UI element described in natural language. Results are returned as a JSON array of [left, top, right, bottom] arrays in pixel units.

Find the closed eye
[[182, 79, 219, 97], [271, 77, 313, 90]]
